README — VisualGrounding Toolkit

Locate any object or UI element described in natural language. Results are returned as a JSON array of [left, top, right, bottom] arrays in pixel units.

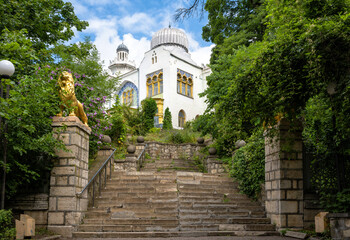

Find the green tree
[[199, 0, 350, 208], [140, 98, 158, 134], [162, 107, 173, 130], [0, 0, 88, 79], [0, 0, 88, 70]]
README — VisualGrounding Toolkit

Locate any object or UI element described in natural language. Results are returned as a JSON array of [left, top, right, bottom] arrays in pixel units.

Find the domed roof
[[117, 43, 129, 53], [151, 27, 189, 52]]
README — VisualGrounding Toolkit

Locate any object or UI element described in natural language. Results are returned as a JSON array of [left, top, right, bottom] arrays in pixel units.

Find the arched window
[[178, 110, 186, 128], [177, 69, 193, 98], [146, 71, 163, 97]]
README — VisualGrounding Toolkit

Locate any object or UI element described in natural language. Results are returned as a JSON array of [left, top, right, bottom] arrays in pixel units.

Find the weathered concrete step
[[95, 197, 178, 204], [99, 192, 177, 198], [112, 171, 177, 177], [93, 202, 178, 209], [77, 224, 179, 232], [83, 218, 179, 225], [180, 217, 270, 225], [178, 184, 239, 190], [107, 180, 176, 185], [85, 211, 178, 220], [180, 224, 218, 231], [100, 186, 177, 193], [179, 211, 265, 219], [178, 197, 259, 204], [72, 230, 278, 238], [219, 224, 276, 231]]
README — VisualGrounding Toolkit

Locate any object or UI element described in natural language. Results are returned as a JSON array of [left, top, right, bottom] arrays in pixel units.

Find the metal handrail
[[137, 144, 147, 170], [76, 148, 116, 208]]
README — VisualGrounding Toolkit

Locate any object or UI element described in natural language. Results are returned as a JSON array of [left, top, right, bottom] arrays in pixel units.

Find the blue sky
[[67, 0, 214, 68]]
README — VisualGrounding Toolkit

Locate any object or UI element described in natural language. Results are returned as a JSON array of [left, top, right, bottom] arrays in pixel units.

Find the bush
[[230, 129, 265, 200], [149, 127, 161, 134], [0, 209, 16, 240], [140, 98, 157, 134], [167, 129, 197, 144], [106, 99, 127, 144], [162, 107, 173, 130]]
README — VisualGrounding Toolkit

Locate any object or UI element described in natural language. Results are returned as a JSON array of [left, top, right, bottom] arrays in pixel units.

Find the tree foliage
[[190, 0, 350, 207], [140, 98, 158, 134], [0, 0, 118, 203], [0, 0, 88, 71], [162, 107, 173, 130]]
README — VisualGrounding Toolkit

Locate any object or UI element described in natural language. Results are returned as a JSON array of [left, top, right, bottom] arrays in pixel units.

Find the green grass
[[144, 129, 207, 144]]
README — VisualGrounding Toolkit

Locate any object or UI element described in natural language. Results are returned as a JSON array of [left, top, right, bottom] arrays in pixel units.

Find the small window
[[178, 110, 186, 128]]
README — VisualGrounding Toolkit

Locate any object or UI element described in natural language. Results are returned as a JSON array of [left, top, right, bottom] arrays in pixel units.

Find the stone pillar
[[48, 116, 91, 237], [206, 147, 225, 174], [125, 145, 137, 172], [136, 136, 146, 157], [265, 119, 304, 229]]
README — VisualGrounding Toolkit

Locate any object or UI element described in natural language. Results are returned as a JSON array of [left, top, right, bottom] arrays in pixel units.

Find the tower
[[108, 43, 136, 76]]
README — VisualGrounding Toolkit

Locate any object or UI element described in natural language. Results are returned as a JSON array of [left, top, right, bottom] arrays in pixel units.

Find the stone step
[[219, 223, 276, 231], [83, 218, 179, 225], [98, 192, 178, 199], [94, 201, 178, 209], [95, 197, 178, 204], [78, 224, 179, 232], [72, 230, 279, 238], [178, 211, 265, 219], [179, 217, 270, 225]]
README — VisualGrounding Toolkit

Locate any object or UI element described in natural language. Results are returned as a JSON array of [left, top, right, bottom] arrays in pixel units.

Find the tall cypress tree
[[163, 107, 173, 130]]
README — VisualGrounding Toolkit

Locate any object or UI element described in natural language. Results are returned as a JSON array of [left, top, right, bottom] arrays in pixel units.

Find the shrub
[[140, 98, 157, 134], [162, 107, 173, 130], [230, 129, 265, 200], [167, 129, 197, 144], [106, 99, 126, 144], [0, 209, 16, 240], [149, 127, 161, 134]]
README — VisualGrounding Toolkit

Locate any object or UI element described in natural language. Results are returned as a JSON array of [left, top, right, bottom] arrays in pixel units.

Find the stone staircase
[[73, 156, 278, 238]]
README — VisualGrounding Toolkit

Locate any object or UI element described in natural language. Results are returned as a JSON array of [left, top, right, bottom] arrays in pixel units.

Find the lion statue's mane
[[56, 71, 88, 126]]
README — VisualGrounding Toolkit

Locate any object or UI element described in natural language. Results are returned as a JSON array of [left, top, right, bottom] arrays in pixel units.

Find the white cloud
[[191, 44, 214, 66], [122, 34, 150, 66], [119, 13, 156, 35]]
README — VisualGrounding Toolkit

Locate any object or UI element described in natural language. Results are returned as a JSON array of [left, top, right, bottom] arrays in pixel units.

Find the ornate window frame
[[146, 69, 163, 97], [177, 69, 193, 98]]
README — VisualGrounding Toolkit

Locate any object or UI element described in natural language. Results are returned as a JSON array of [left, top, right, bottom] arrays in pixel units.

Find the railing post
[[109, 159, 112, 179], [104, 165, 107, 187], [98, 172, 101, 197], [92, 181, 95, 208]]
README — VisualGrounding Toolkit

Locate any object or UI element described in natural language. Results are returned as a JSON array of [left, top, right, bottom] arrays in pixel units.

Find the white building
[[108, 27, 211, 128]]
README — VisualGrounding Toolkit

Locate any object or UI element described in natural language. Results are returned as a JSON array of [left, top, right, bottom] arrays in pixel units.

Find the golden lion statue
[[56, 71, 88, 126]]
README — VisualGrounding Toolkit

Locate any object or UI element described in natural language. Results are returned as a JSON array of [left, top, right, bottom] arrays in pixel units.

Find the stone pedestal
[[206, 155, 225, 174], [48, 116, 91, 237], [124, 154, 137, 172], [265, 119, 304, 229]]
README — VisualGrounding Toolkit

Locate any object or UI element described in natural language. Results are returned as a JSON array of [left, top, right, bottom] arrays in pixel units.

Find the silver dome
[[117, 43, 129, 53], [151, 28, 189, 52]]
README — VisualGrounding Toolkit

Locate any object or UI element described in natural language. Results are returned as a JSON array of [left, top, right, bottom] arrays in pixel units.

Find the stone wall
[[48, 116, 91, 237], [146, 142, 205, 159], [9, 193, 49, 228], [265, 119, 304, 229], [205, 155, 225, 174]]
